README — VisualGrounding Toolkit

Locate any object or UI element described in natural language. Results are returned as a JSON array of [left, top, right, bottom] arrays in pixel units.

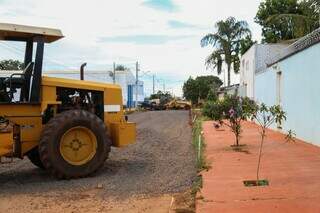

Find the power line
[[0, 42, 24, 58], [0, 42, 178, 96], [0, 41, 76, 70]]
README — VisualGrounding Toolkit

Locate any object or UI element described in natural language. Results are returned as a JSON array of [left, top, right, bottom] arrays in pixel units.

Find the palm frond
[[201, 33, 218, 47], [205, 51, 224, 74], [201, 16, 253, 85]]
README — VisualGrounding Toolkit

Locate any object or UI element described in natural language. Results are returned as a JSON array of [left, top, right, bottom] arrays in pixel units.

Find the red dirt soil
[[197, 121, 320, 213]]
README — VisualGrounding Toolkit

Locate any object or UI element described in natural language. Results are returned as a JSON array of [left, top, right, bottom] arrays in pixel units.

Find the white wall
[[254, 43, 320, 146], [240, 45, 256, 99], [240, 44, 289, 100], [255, 69, 277, 107]]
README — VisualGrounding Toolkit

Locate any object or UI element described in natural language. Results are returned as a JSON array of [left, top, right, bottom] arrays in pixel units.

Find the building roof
[[267, 27, 320, 67], [255, 43, 290, 73], [0, 23, 64, 43], [218, 84, 239, 92]]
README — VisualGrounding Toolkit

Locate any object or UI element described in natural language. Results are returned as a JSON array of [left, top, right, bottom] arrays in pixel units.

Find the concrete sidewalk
[[197, 121, 320, 213]]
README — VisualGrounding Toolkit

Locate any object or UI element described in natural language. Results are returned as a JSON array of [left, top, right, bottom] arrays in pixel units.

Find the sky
[[0, 0, 263, 96]]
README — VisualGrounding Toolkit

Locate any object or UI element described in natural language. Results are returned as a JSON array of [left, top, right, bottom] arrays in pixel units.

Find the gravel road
[[0, 110, 197, 212]]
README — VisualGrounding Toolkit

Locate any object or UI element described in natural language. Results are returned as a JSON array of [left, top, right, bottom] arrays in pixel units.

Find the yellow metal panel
[[9, 117, 42, 142], [104, 87, 123, 103], [42, 85, 57, 101], [110, 122, 136, 147], [0, 104, 41, 117], [0, 104, 42, 155], [42, 76, 121, 92], [103, 87, 124, 126], [0, 132, 13, 156], [21, 141, 39, 154], [5, 117, 42, 154], [41, 85, 61, 112]]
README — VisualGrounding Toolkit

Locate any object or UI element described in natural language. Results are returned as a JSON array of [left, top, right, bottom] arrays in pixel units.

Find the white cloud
[[0, 0, 262, 96]]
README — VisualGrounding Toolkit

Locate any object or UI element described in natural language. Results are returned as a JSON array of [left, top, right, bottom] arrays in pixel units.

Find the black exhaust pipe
[[80, 63, 87, 80]]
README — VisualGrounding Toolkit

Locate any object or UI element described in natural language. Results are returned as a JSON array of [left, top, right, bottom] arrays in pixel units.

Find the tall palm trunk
[[227, 63, 231, 86]]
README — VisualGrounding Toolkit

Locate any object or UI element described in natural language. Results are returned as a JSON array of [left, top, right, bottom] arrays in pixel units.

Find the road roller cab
[[0, 23, 136, 179]]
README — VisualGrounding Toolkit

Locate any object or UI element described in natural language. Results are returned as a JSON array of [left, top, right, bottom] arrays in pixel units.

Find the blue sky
[[167, 20, 200, 29], [100, 34, 195, 45], [0, 0, 262, 96], [142, 0, 178, 12]]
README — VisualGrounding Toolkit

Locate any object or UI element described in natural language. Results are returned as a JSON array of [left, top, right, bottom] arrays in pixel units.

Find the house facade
[[239, 43, 288, 99], [254, 28, 320, 145]]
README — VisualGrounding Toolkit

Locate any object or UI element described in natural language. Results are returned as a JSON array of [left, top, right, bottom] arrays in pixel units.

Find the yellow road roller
[[0, 23, 136, 179]]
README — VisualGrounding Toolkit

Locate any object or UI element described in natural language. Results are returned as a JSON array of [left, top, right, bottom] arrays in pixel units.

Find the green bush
[[203, 95, 257, 146], [206, 89, 218, 102]]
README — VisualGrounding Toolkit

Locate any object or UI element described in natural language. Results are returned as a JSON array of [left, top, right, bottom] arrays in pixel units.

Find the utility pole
[[113, 62, 116, 84], [163, 82, 165, 92], [135, 61, 139, 108], [153, 74, 155, 94]]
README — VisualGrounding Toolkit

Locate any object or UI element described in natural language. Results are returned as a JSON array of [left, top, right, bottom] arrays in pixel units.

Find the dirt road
[[0, 111, 197, 212]]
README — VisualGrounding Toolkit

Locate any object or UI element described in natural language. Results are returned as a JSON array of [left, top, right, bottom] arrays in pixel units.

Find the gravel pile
[[0, 111, 197, 199]]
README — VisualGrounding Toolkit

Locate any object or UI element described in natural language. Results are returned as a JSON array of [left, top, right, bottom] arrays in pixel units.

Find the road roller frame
[[0, 23, 136, 178]]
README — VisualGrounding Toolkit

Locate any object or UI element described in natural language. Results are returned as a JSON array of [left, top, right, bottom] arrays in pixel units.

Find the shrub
[[203, 95, 256, 146]]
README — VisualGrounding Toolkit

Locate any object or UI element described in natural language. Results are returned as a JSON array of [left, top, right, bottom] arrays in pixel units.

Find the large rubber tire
[[39, 110, 111, 179], [27, 147, 45, 169]]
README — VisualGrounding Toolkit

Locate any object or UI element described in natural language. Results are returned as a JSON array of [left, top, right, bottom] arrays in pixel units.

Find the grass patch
[[189, 110, 210, 210], [243, 180, 269, 187], [192, 114, 209, 172], [191, 175, 203, 196], [230, 144, 247, 148]]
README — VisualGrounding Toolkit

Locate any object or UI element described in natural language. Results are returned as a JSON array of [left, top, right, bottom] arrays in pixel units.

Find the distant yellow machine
[[0, 23, 135, 179], [165, 99, 191, 110]]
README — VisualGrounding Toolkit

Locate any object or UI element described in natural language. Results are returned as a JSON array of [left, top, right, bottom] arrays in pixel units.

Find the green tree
[[201, 17, 252, 86], [0, 60, 24, 70], [203, 95, 257, 146], [149, 91, 172, 104], [207, 89, 217, 102], [183, 77, 198, 104], [183, 75, 223, 104], [115, 64, 128, 71], [255, 0, 320, 43], [240, 36, 257, 55]]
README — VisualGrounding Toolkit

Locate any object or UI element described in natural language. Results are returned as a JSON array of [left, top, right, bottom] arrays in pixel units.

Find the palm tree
[[201, 17, 251, 86]]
